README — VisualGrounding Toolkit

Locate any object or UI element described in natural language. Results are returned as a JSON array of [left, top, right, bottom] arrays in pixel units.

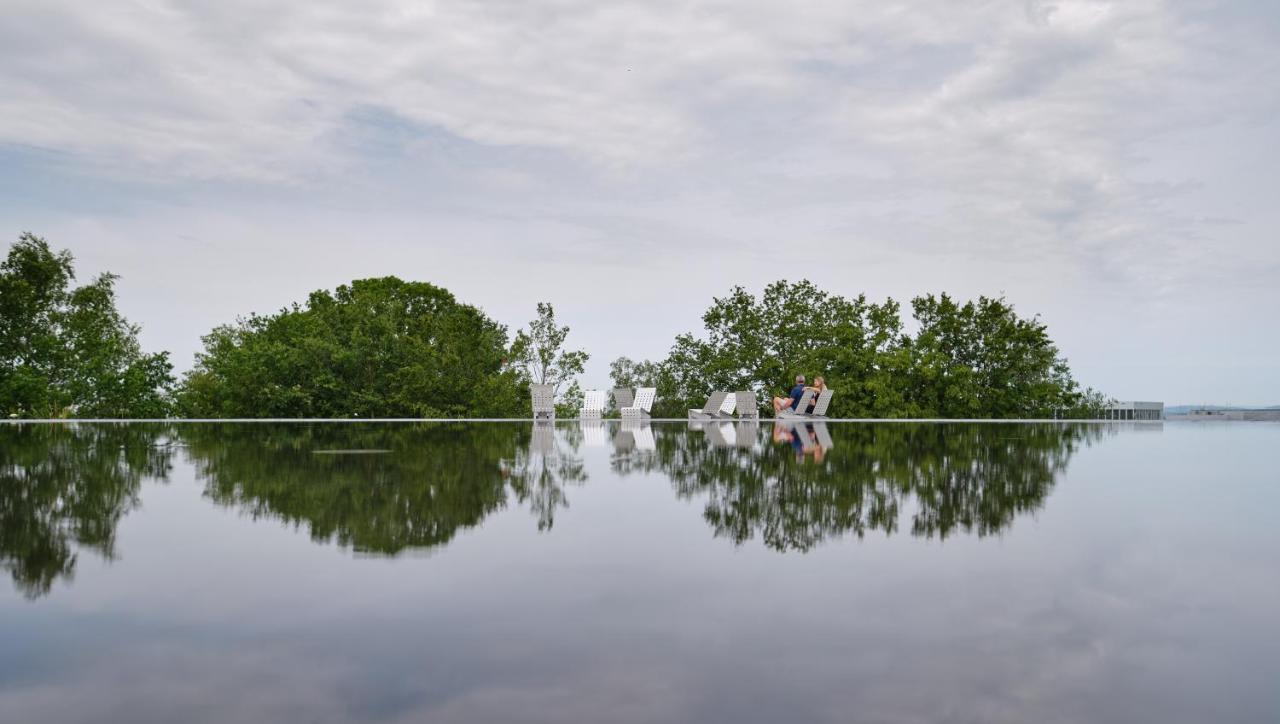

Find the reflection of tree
[[181, 422, 589, 553], [500, 423, 587, 530], [619, 422, 1102, 552], [0, 423, 173, 598], [181, 423, 526, 554]]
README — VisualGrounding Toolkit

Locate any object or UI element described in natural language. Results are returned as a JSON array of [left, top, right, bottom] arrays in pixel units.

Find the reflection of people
[[771, 422, 826, 463], [773, 375, 808, 414]]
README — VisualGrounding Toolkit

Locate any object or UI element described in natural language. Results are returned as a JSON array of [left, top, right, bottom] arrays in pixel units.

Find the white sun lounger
[[612, 388, 634, 412], [734, 391, 759, 419], [581, 389, 607, 418], [688, 391, 731, 420], [621, 387, 655, 423], [811, 389, 834, 417], [530, 383, 556, 420], [776, 388, 817, 419]]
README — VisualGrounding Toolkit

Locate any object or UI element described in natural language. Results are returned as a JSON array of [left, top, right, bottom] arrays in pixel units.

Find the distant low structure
[[1184, 408, 1280, 422], [1099, 401, 1164, 421]]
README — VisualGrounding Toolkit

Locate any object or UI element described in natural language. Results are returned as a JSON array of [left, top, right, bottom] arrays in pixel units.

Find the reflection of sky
[[1, 423, 1278, 723]]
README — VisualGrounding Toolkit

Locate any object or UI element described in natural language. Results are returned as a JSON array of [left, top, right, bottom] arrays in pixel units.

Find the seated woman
[[804, 377, 827, 413], [773, 375, 808, 414]]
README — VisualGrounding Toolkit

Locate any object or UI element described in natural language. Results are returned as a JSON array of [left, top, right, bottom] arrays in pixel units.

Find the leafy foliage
[[615, 421, 1104, 551], [176, 277, 525, 418], [509, 302, 589, 416], [0, 423, 174, 597], [0, 233, 174, 418], [644, 280, 1097, 419]]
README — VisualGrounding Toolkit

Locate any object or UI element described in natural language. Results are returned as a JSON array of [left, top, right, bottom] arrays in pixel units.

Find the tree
[[0, 233, 174, 418], [656, 281, 1092, 419], [509, 302, 589, 415], [659, 280, 906, 418], [0, 423, 174, 598], [176, 277, 525, 418], [906, 294, 1084, 418]]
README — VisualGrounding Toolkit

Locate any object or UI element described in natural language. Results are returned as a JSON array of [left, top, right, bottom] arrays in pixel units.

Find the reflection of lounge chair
[[531, 384, 556, 420], [631, 424, 656, 451], [621, 387, 655, 422], [614, 419, 655, 452], [580, 419, 609, 447], [531, 421, 556, 453], [706, 421, 736, 447], [734, 391, 759, 419], [812, 422, 834, 450], [735, 421, 760, 448], [581, 390, 607, 418], [688, 391, 733, 420], [776, 389, 816, 419]]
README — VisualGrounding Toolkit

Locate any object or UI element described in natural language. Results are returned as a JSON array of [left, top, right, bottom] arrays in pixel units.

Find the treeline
[[0, 233, 1102, 419]]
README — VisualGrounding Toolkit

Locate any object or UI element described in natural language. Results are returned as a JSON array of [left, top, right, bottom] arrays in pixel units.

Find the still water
[[1, 421, 1276, 723]]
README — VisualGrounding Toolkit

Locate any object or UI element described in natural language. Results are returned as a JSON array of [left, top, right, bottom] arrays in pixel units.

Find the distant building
[[1186, 408, 1280, 422], [1099, 401, 1164, 421]]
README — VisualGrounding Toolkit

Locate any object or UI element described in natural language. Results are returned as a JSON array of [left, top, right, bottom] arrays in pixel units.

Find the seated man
[[772, 375, 807, 414]]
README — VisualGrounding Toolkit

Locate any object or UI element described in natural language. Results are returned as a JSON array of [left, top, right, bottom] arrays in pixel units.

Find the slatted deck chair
[[612, 388, 634, 414], [776, 388, 817, 419], [734, 391, 760, 419], [621, 387, 656, 423], [810, 389, 834, 418], [688, 391, 729, 420], [581, 389, 607, 418], [530, 384, 556, 420]]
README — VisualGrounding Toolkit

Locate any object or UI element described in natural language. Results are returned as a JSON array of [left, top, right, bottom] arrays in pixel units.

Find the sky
[[1, 0, 1277, 405]]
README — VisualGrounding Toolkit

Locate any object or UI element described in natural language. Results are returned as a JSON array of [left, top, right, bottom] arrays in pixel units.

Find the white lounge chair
[[581, 389, 607, 418], [688, 391, 731, 420], [612, 388, 634, 413], [777, 389, 834, 419], [811, 389, 834, 417], [775, 388, 816, 419], [734, 391, 759, 419], [530, 383, 556, 420], [621, 387, 655, 422]]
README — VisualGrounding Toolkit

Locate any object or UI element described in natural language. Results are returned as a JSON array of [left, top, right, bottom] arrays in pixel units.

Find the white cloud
[[1, 0, 1278, 401]]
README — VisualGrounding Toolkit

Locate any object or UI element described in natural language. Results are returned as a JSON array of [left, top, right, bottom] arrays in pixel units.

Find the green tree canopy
[[509, 302, 589, 416], [645, 280, 1096, 419], [0, 233, 174, 418], [176, 277, 525, 418], [0, 423, 174, 598]]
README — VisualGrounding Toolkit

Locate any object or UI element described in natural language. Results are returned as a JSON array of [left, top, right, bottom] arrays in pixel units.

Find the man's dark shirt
[[788, 384, 806, 410]]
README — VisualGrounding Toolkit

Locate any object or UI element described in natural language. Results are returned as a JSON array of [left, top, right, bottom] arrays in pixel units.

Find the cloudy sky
[[2, 0, 1277, 404]]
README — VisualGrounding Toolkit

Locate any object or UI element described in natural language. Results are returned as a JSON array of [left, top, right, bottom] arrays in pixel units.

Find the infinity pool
[[1, 421, 1276, 723]]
